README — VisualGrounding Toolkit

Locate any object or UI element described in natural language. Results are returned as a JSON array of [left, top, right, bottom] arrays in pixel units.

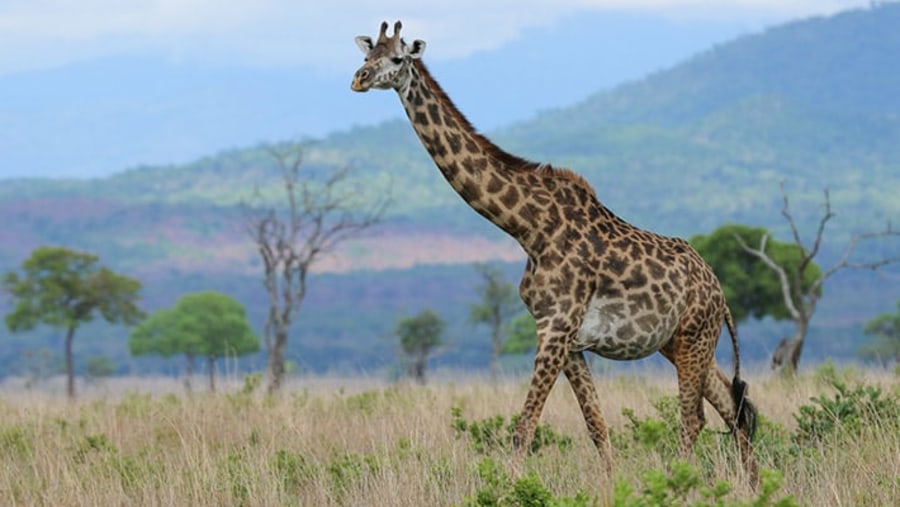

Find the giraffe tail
[[725, 307, 758, 441]]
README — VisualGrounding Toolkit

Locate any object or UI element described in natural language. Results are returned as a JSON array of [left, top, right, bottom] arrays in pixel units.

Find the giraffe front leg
[[512, 323, 571, 460], [563, 352, 614, 477]]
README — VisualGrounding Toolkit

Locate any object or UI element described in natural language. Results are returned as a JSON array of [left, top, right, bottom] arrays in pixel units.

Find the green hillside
[[496, 3, 900, 236], [2, 4, 899, 376]]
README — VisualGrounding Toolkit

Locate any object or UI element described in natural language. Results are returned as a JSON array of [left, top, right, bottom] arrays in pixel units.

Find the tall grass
[[0, 367, 897, 506]]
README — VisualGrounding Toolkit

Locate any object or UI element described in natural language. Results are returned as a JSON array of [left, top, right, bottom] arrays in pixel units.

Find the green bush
[[73, 433, 117, 463], [612, 461, 798, 507], [619, 396, 681, 455], [326, 451, 381, 495], [794, 380, 900, 446], [462, 458, 595, 507], [271, 449, 316, 493], [451, 407, 572, 455]]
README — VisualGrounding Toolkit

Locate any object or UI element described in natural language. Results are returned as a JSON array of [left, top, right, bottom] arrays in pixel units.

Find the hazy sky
[[0, 0, 869, 77]]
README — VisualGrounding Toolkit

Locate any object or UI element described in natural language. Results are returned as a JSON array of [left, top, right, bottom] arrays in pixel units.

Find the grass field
[[1, 365, 898, 506]]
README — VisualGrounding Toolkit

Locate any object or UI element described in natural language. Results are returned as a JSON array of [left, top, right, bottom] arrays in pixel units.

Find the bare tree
[[244, 143, 389, 393], [734, 182, 899, 374]]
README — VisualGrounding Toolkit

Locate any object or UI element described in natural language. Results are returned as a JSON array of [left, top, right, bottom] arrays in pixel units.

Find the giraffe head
[[352, 21, 425, 92]]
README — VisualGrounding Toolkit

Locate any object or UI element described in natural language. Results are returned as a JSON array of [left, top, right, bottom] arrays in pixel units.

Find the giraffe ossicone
[[352, 20, 759, 486]]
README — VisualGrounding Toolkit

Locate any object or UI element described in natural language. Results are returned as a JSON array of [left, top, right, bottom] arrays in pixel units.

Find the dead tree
[[244, 143, 388, 393], [735, 182, 899, 374]]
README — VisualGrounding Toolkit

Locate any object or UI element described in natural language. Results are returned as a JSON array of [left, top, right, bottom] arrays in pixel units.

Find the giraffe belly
[[574, 296, 677, 360]]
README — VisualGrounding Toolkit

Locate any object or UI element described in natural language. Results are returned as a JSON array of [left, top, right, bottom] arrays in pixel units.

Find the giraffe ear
[[355, 36, 374, 54], [408, 39, 426, 59]]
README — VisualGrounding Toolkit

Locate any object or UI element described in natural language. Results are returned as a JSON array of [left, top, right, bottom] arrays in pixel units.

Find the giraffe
[[352, 21, 758, 484]]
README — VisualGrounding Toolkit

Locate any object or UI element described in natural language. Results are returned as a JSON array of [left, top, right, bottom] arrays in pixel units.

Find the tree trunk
[[413, 352, 427, 385], [64, 325, 76, 399], [207, 356, 216, 393], [266, 328, 288, 395], [184, 353, 195, 393], [490, 328, 501, 384], [772, 318, 809, 374]]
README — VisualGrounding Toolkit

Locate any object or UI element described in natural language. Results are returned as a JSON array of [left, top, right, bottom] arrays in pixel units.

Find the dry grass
[[0, 368, 898, 506]]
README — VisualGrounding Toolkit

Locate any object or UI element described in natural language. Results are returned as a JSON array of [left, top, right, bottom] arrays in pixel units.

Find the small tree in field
[[396, 309, 444, 384], [469, 263, 522, 382], [502, 312, 537, 356], [244, 143, 388, 394], [859, 300, 900, 366], [3, 246, 143, 399], [130, 291, 260, 392]]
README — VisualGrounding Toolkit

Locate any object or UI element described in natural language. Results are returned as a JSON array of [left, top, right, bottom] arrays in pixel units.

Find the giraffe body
[[352, 21, 758, 486]]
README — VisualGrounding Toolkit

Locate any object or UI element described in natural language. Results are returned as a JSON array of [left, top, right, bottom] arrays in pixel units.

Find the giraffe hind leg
[[659, 334, 713, 458], [563, 352, 613, 476]]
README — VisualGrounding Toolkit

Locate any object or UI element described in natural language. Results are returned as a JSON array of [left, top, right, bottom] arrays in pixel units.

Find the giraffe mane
[[412, 60, 597, 200], [536, 166, 597, 197]]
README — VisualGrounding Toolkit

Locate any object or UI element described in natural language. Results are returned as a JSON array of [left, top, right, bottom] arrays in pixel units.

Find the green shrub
[[612, 461, 798, 507], [812, 359, 861, 386], [225, 449, 251, 506], [462, 458, 595, 507], [616, 396, 682, 459], [451, 407, 572, 455], [73, 434, 117, 463], [326, 451, 380, 495], [271, 449, 316, 493], [794, 380, 900, 446]]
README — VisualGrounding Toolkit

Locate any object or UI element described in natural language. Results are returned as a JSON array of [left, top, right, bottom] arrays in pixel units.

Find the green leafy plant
[[326, 451, 380, 497], [612, 460, 798, 507], [271, 449, 316, 494], [225, 449, 251, 506], [620, 396, 682, 456], [794, 380, 900, 446], [73, 434, 118, 463], [451, 407, 572, 455], [462, 458, 594, 507]]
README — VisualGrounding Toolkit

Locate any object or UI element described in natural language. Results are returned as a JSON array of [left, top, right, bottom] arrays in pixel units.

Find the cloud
[[0, 0, 869, 76]]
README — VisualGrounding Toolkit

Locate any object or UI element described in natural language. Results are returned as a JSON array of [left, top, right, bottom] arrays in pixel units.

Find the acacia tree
[[130, 291, 260, 392], [469, 263, 522, 382], [244, 143, 388, 394], [859, 300, 900, 366], [2, 247, 143, 399], [733, 184, 899, 373], [690, 224, 822, 323], [396, 309, 444, 384], [130, 307, 199, 391]]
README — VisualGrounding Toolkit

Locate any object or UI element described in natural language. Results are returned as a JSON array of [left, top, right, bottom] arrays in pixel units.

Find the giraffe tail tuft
[[731, 376, 757, 441], [725, 306, 757, 441]]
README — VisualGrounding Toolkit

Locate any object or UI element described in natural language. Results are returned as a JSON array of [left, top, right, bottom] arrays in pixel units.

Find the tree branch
[[733, 232, 803, 321], [812, 220, 900, 294]]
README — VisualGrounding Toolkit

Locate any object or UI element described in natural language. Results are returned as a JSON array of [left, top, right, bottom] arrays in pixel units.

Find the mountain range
[[2, 3, 899, 377]]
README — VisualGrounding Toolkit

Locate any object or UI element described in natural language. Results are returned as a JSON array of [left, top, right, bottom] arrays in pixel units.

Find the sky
[[0, 0, 875, 178], [0, 0, 869, 77]]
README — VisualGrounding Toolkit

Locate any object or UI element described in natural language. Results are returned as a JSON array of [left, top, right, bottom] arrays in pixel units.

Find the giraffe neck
[[397, 60, 546, 251]]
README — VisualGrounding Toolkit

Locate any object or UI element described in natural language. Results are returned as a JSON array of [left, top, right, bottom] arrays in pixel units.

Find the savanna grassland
[[1, 366, 898, 506]]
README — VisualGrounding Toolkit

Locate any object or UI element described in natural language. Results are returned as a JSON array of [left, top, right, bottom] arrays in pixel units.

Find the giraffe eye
[[391, 57, 403, 65]]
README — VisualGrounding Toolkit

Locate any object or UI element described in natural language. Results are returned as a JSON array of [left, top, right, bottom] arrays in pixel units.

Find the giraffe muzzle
[[351, 68, 371, 92]]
